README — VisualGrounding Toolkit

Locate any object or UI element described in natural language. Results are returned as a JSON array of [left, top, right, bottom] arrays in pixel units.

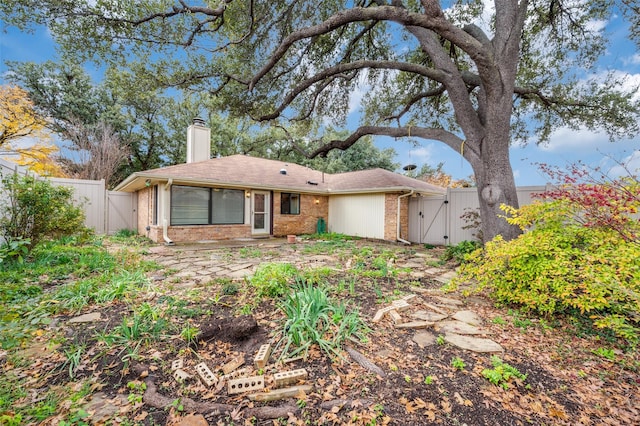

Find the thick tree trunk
[[470, 137, 522, 243]]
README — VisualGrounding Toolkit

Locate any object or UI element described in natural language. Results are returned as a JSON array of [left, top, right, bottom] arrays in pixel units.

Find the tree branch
[[310, 125, 474, 162], [255, 60, 446, 121], [249, 5, 486, 90]]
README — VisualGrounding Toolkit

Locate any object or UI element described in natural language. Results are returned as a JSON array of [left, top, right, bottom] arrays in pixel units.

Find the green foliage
[[250, 263, 299, 298], [0, 173, 87, 249], [450, 356, 466, 371], [482, 356, 527, 390], [275, 282, 368, 359], [442, 240, 482, 264], [459, 197, 640, 343], [592, 347, 616, 361], [0, 237, 30, 264], [180, 324, 200, 346]]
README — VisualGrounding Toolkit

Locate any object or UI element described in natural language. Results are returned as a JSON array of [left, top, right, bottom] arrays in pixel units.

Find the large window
[[281, 193, 300, 215], [171, 186, 244, 225]]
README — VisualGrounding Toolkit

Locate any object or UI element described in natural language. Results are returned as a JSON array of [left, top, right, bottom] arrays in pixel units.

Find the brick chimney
[[186, 117, 211, 163]]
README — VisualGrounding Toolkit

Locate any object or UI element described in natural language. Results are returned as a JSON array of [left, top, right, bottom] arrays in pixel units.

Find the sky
[[1, 6, 640, 187]]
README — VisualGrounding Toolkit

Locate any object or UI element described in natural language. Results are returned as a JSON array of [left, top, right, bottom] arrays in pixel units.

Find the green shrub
[[458, 201, 640, 343], [249, 263, 299, 297], [0, 174, 86, 249], [442, 240, 482, 264]]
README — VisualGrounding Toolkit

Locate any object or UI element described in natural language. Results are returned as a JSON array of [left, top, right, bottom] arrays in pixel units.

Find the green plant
[[127, 380, 147, 404], [180, 324, 200, 346], [451, 356, 466, 371], [275, 282, 368, 359], [492, 316, 507, 325], [0, 237, 30, 264], [221, 280, 240, 295], [592, 347, 616, 361], [436, 335, 445, 345], [62, 343, 86, 379], [250, 263, 298, 298], [442, 240, 482, 264], [424, 375, 434, 385], [482, 356, 527, 389], [0, 173, 87, 249]]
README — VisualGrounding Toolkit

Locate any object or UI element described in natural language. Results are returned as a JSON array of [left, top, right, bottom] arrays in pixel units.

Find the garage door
[[328, 194, 385, 239]]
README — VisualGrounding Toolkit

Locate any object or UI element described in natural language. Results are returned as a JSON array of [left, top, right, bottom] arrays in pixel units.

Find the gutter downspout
[[397, 190, 414, 245], [163, 179, 174, 245]]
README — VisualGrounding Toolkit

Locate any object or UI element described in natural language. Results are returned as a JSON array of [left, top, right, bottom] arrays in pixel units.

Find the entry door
[[251, 191, 270, 235]]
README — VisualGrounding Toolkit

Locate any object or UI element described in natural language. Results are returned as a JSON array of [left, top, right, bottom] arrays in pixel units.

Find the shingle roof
[[114, 154, 446, 194]]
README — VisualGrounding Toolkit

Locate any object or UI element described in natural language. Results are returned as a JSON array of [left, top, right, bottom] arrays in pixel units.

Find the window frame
[[170, 185, 245, 226], [280, 192, 301, 215]]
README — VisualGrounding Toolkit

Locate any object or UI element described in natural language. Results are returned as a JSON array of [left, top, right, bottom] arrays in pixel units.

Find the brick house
[[114, 120, 445, 244]]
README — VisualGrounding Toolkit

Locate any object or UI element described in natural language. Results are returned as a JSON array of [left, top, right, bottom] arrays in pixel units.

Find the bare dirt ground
[[9, 238, 640, 425]]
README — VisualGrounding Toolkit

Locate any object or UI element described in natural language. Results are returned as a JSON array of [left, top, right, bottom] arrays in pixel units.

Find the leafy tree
[[285, 130, 399, 173], [2, 1, 639, 241], [0, 85, 49, 148], [10, 143, 67, 177], [0, 84, 66, 176]]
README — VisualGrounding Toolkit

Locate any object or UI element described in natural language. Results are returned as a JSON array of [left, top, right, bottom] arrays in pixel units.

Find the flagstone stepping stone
[[432, 296, 464, 307], [69, 312, 101, 323], [409, 271, 427, 279], [411, 310, 449, 322], [452, 310, 483, 326], [395, 321, 434, 329], [434, 271, 458, 284], [437, 320, 485, 335], [228, 263, 253, 272], [424, 267, 446, 275], [412, 331, 437, 348], [444, 333, 503, 353]]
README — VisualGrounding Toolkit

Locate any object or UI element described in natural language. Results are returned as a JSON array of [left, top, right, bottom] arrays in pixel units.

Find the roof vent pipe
[[192, 117, 206, 126], [280, 168, 287, 175]]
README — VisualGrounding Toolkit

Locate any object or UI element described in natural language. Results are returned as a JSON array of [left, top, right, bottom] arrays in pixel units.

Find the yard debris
[[388, 309, 403, 324], [254, 343, 272, 369], [227, 375, 265, 395], [345, 346, 386, 377], [195, 362, 218, 387], [221, 355, 245, 375], [248, 385, 313, 402], [273, 368, 308, 388], [171, 359, 184, 371], [172, 369, 192, 382]]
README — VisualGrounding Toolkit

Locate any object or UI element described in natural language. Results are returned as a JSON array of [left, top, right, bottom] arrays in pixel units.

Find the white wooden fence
[[0, 158, 136, 235], [408, 185, 552, 245]]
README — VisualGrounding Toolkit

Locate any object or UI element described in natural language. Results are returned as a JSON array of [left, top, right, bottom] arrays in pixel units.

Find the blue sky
[[2, 8, 639, 186]]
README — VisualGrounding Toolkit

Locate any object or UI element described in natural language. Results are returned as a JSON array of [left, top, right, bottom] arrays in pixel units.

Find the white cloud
[[623, 54, 640, 66], [539, 127, 611, 153], [607, 150, 640, 178], [408, 145, 435, 162]]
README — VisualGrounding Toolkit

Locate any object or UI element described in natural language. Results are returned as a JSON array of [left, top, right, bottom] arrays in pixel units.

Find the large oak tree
[[3, 0, 639, 241]]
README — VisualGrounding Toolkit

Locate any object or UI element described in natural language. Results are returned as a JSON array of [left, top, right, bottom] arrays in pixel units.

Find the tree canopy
[[2, 0, 639, 240]]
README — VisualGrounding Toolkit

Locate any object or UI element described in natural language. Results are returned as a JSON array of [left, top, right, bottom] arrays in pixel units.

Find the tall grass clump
[[275, 282, 368, 359]]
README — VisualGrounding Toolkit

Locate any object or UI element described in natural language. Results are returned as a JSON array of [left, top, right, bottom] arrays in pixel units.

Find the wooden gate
[[408, 195, 448, 245], [107, 191, 137, 234]]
